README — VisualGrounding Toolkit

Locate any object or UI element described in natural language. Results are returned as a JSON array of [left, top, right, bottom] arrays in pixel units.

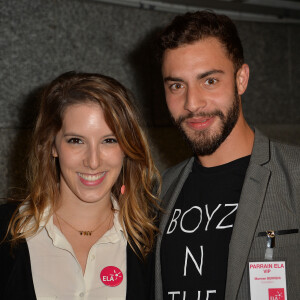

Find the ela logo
[[100, 266, 123, 287], [269, 288, 285, 300]]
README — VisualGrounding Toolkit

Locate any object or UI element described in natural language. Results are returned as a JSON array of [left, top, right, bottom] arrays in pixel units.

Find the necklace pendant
[[80, 231, 92, 236]]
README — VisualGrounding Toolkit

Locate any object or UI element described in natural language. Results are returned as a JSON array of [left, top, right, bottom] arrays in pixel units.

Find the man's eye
[[67, 138, 83, 144], [205, 78, 218, 85], [170, 83, 184, 90], [104, 138, 118, 144]]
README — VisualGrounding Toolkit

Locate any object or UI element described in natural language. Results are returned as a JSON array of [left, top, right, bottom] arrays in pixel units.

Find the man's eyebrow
[[197, 69, 224, 79], [164, 76, 184, 83], [164, 70, 224, 83]]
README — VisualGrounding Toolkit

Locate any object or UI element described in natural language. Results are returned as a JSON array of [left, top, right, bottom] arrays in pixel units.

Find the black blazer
[[0, 203, 154, 300]]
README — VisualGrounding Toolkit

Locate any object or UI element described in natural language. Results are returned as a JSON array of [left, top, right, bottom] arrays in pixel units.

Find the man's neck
[[198, 117, 254, 168]]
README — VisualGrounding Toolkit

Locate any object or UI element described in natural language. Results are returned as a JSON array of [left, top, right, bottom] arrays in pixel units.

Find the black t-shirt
[[161, 156, 250, 300]]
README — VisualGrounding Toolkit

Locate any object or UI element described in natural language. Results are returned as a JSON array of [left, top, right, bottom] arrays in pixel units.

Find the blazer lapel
[[225, 129, 271, 299], [155, 158, 194, 300]]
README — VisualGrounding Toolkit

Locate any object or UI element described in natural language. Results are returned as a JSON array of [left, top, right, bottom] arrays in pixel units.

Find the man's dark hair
[[157, 10, 244, 72]]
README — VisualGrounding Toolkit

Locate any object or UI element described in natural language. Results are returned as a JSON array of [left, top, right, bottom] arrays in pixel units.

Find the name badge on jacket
[[249, 261, 287, 299]]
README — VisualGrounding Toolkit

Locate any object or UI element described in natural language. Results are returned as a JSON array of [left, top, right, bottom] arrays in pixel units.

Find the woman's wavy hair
[[8, 71, 161, 259]]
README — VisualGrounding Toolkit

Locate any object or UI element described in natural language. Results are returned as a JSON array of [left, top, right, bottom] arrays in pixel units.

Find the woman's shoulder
[[0, 202, 18, 218], [0, 202, 18, 233]]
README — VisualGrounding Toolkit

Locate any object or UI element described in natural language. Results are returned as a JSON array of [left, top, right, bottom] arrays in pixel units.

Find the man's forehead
[[162, 38, 234, 76]]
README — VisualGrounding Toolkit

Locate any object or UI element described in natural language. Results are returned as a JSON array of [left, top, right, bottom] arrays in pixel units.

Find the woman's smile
[[77, 171, 107, 186]]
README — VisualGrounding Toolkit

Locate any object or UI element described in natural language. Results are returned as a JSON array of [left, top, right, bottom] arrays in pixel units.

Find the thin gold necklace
[[55, 209, 113, 236]]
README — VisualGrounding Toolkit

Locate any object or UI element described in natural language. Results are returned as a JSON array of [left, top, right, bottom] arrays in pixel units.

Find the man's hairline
[[160, 36, 241, 73]]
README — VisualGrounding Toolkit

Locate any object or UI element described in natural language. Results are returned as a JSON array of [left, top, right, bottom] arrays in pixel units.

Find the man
[[155, 11, 300, 300]]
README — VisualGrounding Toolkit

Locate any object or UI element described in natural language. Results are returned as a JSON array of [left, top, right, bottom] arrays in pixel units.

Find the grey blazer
[[155, 129, 300, 300]]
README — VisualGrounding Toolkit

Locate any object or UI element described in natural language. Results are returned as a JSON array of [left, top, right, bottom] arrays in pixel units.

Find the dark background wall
[[1, 0, 300, 199]]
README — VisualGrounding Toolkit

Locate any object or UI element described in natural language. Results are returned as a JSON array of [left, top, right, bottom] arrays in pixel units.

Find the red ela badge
[[269, 288, 285, 300], [100, 266, 123, 287]]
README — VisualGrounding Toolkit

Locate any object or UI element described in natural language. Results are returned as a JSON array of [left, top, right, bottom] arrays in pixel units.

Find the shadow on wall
[[7, 86, 44, 199], [128, 27, 170, 127], [128, 27, 192, 171]]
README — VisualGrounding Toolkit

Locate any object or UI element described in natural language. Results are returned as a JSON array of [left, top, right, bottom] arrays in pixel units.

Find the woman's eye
[[67, 138, 83, 144], [104, 138, 118, 144], [205, 78, 218, 85]]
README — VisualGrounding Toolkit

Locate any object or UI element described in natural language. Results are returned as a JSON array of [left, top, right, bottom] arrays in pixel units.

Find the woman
[[0, 71, 160, 299]]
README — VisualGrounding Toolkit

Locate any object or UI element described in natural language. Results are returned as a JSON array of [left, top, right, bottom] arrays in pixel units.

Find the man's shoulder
[[268, 138, 300, 170], [252, 131, 300, 187], [253, 128, 300, 167], [270, 138, 300, 156]]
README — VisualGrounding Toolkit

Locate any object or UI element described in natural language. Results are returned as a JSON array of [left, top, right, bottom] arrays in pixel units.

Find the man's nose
[[184, 86, 207, 113]]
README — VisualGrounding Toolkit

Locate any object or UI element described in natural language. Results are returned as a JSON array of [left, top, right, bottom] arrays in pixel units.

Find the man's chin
[[180, 125, 225, 156]]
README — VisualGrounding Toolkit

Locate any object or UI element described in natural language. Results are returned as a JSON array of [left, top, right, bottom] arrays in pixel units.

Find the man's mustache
[[175, 110, 225, 125]]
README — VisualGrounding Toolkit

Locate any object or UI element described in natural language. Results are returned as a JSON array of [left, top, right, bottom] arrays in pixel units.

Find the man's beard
[[174, 87, 240, 156]]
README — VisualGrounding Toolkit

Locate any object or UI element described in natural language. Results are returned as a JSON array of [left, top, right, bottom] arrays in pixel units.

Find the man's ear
[[236, 64, 250, 96]]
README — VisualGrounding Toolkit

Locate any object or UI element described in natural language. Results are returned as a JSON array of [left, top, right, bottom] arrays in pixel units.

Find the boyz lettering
[[167, 203, 238, 234]]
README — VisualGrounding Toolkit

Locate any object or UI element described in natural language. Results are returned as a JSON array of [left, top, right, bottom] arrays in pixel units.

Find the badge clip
[[265, 230, 275, 260], [258, 228, 298, 261]]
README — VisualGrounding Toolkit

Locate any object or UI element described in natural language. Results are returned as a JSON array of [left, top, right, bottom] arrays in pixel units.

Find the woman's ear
[[236, 64, 250, 96], [52, 144, 58, 158]]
